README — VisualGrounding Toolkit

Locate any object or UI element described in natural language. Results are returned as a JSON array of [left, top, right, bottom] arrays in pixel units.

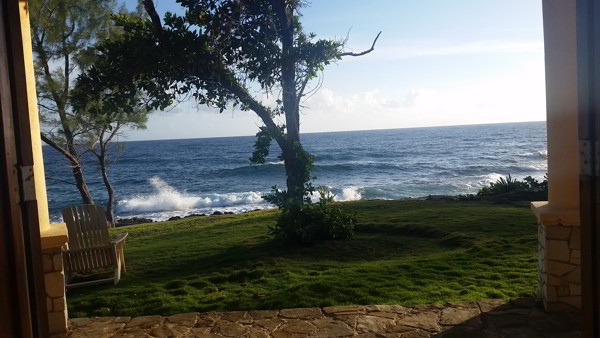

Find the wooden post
[[576, 0, 600, 336], [0, 1, 50, 336]]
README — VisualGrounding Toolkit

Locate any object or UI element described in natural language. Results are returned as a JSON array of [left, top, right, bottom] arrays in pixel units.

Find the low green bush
[[267, 188, 356, 245]]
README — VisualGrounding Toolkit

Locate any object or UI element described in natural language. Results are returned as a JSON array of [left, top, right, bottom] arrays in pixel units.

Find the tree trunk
[[34, 34, 95, 206], [99, 154, 116, 226], [282, 139, 305, 203], [41, 133, 95, 205], [66, 142, 95, 205], [70, 158, 95, 205], [274, 0, 304, 203]]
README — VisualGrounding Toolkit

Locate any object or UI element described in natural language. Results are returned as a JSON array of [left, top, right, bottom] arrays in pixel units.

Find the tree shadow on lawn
[[69, 223, 469, 298], [127, 231, 460, 283]]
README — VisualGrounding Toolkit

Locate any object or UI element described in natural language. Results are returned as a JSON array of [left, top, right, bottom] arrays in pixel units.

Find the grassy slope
[[67, 200, 539, 318]]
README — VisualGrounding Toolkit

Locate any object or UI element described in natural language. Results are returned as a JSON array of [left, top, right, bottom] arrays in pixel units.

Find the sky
[[123, 0, 545, 141]]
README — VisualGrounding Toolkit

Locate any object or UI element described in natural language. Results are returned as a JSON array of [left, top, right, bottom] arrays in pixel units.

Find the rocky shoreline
[[114, 190, 542, 228], [115, 209, 261, 227]]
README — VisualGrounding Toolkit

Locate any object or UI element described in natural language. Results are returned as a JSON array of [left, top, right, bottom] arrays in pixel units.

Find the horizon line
[[42, 120, 546, 145]]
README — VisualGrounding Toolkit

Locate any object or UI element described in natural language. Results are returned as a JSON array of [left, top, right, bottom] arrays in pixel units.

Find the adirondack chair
[[62, 205, 128, 288]]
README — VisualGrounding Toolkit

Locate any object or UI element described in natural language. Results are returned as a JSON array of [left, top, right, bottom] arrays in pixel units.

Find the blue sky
[[123, 0, 545, 141]]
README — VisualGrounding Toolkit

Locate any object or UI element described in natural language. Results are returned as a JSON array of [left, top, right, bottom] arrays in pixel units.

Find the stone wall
[[42, 244, 68, 334], [538, 222, 581, 312]]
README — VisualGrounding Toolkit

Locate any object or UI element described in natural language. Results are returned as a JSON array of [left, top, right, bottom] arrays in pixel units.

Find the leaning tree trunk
[[65, 140, 95, 205], [41, 133, 95, 205], [99, 155, 116, 226], [70, 158, 95, 205]]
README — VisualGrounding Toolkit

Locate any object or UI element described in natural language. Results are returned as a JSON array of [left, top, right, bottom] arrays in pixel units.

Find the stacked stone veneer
[[42, 243, 68, 334], [538, 222, 581, 312]]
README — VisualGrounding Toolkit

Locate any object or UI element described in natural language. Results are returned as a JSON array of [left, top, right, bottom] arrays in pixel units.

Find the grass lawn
[[67, 199, 539, 318]]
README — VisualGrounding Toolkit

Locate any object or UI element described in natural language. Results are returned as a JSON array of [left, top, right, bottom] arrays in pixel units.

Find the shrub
[[523, 175, 548, 191], [477, 174, 548, 197], [266, 188, 356, 245]]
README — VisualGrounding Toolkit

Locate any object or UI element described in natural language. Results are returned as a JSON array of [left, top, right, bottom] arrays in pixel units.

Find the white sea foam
[[265, 160, 285, 165], [335, 186, 363, 201], [517, 150, 548, 159], [480, 173, 505, 185], [118, 177, 265, 213]]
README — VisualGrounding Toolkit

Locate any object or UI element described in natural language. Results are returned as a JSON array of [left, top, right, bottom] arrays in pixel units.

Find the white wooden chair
[[62, 205, 128, 288]]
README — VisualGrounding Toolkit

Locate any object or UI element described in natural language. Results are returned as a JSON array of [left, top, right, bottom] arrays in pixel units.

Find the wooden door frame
[[0, 1, 49, 337], [576, 0, 600, 337]]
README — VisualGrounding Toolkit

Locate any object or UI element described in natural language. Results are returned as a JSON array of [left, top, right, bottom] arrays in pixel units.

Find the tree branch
[[45, 176, 77, 186], [41, 132, 78, 163], [339, 31, 382, 57], [226, 80, 285, 149], [143, 0, 163, 36], [296, 73, 311, 106]]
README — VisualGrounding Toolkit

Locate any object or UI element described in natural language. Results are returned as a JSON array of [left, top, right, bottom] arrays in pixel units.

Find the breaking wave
[[117, 177, 369, 220], [118, 177, 265, 213], [517, 150, 548, 159]]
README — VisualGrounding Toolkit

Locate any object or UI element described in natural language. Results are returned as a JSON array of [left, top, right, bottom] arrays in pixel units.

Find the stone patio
[[53, 298, 581, 337]]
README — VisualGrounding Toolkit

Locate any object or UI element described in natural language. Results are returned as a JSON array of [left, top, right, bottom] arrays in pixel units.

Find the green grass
[[66, 200, 539, 318]]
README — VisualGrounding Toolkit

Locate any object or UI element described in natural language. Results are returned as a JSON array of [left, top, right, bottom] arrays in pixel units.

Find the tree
[[76, 0, 379, 242], [30, 0, 115, 205], [82, 109, 148, 225], [31, 0, 150, 224]]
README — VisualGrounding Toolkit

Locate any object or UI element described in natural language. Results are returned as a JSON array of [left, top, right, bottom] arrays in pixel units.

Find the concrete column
[[532, 0, 581, 312], [40, 225, 69, 334]]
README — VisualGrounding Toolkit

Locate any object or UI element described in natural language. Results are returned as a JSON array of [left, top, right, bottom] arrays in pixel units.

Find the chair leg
[[120, 245, 126, 273], [114, 252, 121, 285]]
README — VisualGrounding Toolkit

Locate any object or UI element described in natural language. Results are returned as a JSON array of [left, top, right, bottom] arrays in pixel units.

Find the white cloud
[[298, 58, 546, 132]]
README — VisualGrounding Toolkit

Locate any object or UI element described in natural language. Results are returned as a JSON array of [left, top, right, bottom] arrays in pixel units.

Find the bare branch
[[45, 176, 77, 186], [296, 73, 312, 108], [339, 31, 382, 57], [41, 132, 78, 163]]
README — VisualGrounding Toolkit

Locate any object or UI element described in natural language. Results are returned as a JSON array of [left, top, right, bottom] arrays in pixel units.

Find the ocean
[[43, 121, 547, 222]]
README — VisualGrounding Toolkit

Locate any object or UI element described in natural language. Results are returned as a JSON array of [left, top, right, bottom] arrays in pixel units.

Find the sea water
[[43, 121, 547, 222]]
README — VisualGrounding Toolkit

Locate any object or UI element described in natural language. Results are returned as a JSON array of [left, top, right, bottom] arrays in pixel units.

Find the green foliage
[[267, 188, 356, 245], [477, 174, 548, 196], [523, 175, 548, 191], [66, 200, 539, 317], [30, 0, 150, 210], [74, 0, 365, 244], [30, 0, 116, 147], [249, 125, 285, 164]]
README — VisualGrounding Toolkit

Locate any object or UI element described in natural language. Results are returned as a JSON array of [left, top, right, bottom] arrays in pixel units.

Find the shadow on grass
[[129, 221, 470, 279]]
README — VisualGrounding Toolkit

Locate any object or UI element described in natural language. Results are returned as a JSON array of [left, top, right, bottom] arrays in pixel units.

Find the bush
[[267, 188, 356, 245], [477, 174, 548, 197]]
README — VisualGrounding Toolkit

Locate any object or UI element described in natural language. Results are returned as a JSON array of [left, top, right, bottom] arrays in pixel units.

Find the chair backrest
[[62, 205, 110, 250]]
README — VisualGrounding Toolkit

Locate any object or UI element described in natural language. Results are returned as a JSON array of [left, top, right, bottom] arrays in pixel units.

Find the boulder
[[116, 217, 154, 227]]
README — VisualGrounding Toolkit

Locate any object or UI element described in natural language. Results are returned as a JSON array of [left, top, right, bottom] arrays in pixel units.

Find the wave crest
[[118, 177, 265, 213]]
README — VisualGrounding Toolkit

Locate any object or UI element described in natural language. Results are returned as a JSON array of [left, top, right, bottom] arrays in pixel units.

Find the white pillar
[[532, 0, 581, 312]]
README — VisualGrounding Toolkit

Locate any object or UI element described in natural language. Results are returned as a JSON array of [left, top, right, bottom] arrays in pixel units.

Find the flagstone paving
[[54, 298, 581, 337]]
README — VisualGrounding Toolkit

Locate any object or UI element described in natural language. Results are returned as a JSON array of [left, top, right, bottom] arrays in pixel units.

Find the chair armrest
[[111, 232, 129, 245], [63, 245, 112, 254]]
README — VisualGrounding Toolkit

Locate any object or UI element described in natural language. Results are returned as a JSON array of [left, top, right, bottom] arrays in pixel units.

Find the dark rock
[[168, 216, 181, 221], [212, 211, 223, 215], [426, 195, 455, 201], [224, 211, 234, 215], [184, 213, 206, 218], [116, 217, 154, 227]]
